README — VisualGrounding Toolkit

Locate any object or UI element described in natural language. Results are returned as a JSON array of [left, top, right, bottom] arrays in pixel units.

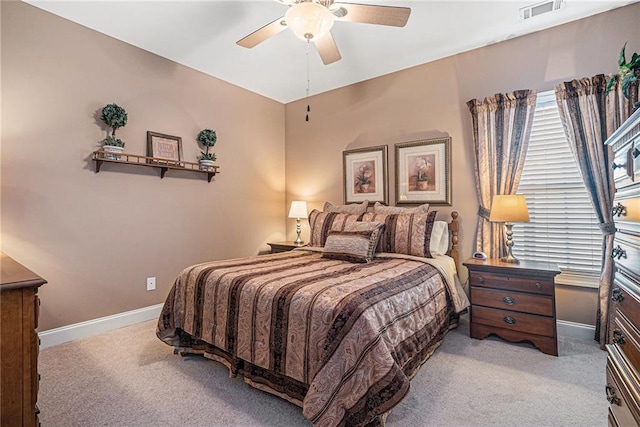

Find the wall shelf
[[92, 151, 219, 182]]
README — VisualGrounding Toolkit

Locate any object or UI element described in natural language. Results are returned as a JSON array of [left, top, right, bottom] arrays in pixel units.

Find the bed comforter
[[157, 249, 468, 426]]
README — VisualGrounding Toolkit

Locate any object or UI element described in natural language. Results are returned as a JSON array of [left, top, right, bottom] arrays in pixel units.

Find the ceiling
[[25, 0, 638, 104]]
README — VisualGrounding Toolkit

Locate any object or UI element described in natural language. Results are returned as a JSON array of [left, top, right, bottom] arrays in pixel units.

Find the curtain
[[555, 74, 638, 348], [467, 90, 538, 259]]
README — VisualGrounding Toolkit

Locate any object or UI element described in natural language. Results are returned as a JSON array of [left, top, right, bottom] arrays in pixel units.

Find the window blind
[[512, 91, 602, 282]]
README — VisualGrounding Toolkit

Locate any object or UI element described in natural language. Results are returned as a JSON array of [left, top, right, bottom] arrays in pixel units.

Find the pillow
[[429, 221, 450, 256], [322, 222, 385, 263], [361, 211, 438, 258], [308, 209, 364, 247], [372, 202, 430, 214], [323, 201, 369, 215]]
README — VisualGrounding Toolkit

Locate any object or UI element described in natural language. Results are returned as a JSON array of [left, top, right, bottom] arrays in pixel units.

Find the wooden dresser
[[1, 252, 47, 427], [464, 258, 560, 356], [605, 107, 640, 426]]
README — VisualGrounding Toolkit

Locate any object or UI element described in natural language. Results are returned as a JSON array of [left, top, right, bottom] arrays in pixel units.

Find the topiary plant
[[196, 129, 217, 162], [100, 103, 128, 147], [103, 135, 125, 148]]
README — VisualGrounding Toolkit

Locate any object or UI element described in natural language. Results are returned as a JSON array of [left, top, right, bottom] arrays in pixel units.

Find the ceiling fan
[[236, 0, 411, 65]]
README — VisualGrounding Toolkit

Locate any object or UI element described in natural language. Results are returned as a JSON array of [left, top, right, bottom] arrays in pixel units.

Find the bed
[[157, 207, 469, 426]]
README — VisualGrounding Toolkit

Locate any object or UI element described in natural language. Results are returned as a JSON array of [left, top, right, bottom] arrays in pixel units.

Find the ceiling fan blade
[[332, 3, 410, 27], [236, 17, 287, 48], [315, 31, 341, 65]]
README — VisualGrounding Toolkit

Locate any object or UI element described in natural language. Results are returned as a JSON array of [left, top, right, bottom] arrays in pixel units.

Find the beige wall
[[1, 1, 286, 330], [284, 3, 640, 326]]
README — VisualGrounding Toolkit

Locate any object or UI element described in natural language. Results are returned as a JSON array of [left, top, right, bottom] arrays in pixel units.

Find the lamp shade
[[288, 201, 308, 219], [285, 2, 334, 41], [489, 195, 530, 223]]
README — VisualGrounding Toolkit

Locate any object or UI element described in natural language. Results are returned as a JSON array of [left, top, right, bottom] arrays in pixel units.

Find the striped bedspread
[[157, 249, 459, 426]]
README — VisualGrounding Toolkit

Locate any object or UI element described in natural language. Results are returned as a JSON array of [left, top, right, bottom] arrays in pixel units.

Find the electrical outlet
[[146, 277, 156, 291]]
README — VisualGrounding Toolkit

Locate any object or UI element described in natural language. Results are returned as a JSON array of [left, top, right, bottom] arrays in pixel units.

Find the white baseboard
[[39, 303, 164, 349], [38, 305, 596, 349], [557, 319, 596, 341]]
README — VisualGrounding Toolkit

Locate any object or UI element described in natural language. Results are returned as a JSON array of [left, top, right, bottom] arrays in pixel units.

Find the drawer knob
[[612, 162, 623, 170], [502, 296, 516, 305], [534, 282, 542, 290], [612, 329, 626, 345], [503, 316, 516, 325], [478, 277, 485, 284], [611, 246, 627, 260], [611, 288, 625, 302], [606, 385, 620, 405], [612, 202, 627, 217]]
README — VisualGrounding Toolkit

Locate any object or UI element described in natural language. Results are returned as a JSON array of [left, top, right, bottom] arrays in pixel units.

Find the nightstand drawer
[[469, 271, 553, 296], [471, 306, 555, 337], [470, 287, 553, 316]]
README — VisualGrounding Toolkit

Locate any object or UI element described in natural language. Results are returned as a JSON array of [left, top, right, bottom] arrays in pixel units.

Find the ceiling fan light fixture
[[285, 2, 334, 41]]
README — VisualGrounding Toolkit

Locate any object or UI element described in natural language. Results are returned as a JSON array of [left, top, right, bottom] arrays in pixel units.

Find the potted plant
[[100, 103, 128, 159], [355, 164, 373, 193], [606, 42, 640, 107], [415, 157, 431, 191], [196, 129, 217, 170]]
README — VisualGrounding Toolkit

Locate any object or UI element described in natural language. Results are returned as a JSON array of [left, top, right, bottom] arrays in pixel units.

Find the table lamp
[[288, 201, 308, 245], [489, 194, 530, 264]]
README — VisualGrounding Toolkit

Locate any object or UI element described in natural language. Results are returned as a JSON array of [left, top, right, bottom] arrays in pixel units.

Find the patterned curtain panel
[[555, 74, 639, 348], [467, 90, 538, 259]]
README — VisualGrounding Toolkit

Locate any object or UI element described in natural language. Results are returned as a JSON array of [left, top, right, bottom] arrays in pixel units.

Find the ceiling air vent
[[520, 0, 565, 20]]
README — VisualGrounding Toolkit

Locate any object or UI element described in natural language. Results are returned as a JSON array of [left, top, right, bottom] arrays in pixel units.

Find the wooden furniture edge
[[447, 211, 460, 278]]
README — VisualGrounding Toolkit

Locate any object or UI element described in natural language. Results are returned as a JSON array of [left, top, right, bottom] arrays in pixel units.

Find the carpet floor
[[38, 314, 607, 426]]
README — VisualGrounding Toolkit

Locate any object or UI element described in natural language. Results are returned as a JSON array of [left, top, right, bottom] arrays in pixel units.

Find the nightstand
[[267, 241, 307, 253], [463, 258, 560, 356]]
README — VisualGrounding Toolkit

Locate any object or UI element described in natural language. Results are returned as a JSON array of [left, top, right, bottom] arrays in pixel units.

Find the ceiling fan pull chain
[[306, 40, 310, 122]]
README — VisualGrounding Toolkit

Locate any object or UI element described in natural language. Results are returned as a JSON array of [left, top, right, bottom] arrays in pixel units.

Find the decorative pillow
[[361, 211, 438, 258], [322, 222, 385, 263], [372, 202, 430, 214], [323, 201, 369, 215], [429, 221, 450, 256], [308, 209, 365, 247]]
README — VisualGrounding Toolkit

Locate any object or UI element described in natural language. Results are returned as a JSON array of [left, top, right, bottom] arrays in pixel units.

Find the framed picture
[[395, 137, 451, 206], [147, 131, 183, 165], [343, 145, 388, 205]]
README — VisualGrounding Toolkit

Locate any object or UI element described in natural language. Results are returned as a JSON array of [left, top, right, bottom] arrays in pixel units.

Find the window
[[512, 91, 602, 287]]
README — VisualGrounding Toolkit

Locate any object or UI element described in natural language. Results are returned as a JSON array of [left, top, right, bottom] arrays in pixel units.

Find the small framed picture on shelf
[[395, 137, 451, 206], [147, 131, 183, 166], [343, 145, 388, 205]]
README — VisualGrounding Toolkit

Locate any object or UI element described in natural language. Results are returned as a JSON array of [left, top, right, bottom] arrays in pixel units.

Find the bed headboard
[[447, 211, 460, 276]]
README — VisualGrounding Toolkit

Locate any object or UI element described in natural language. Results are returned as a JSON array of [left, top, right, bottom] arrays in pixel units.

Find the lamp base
[[500, 253, 520, 264], [501, 222, 520, 264], [294, 218, 303, 245]]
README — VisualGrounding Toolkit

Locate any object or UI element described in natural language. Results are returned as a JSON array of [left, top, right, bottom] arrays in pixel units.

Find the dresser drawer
[[468, 271, 553, 296], [611, 275, 640, 328], [470, 287, 553, 316], [607, 359, 638, 427], [613, 140, 636, 191], [471, 305, 555, 337], [610, 310, 640, 381], [613, 234, 640, 280], [606, 344, 640, 426]]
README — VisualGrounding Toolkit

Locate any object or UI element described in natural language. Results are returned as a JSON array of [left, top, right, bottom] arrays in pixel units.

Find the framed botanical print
[[395, 137, 452, 206], [343, 145, 388, 205]]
